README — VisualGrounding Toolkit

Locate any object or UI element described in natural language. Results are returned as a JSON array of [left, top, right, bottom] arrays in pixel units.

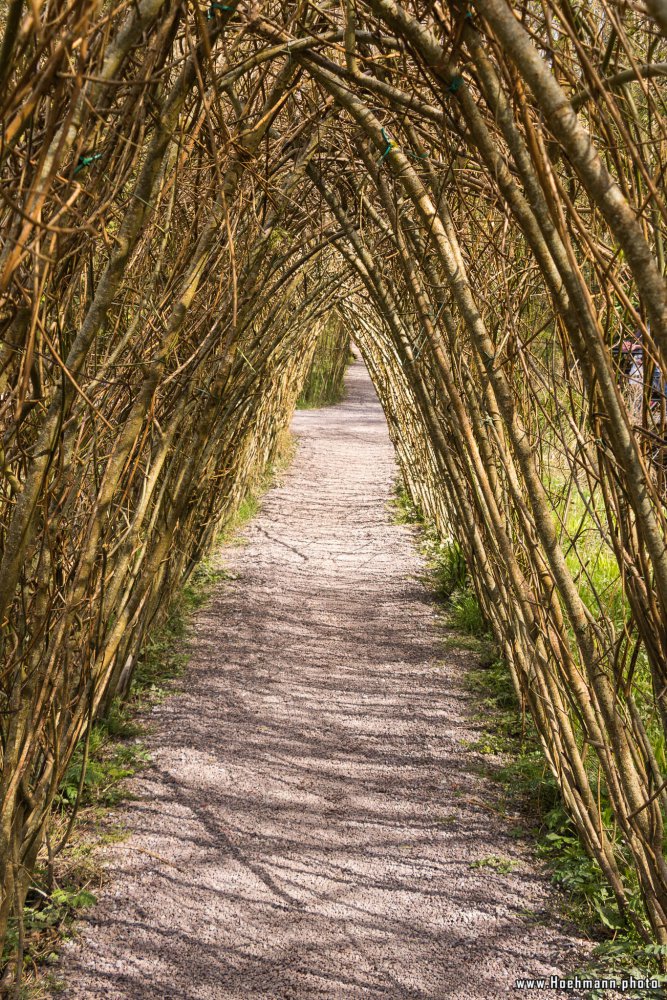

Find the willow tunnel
[[2, 0, 667, 980]]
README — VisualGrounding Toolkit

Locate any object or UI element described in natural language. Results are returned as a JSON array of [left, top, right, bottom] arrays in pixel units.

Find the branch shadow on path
[[58, 358, 588, 1000]]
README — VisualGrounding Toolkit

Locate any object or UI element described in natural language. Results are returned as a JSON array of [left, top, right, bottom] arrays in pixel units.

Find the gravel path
[[57, 357, 588, 999]]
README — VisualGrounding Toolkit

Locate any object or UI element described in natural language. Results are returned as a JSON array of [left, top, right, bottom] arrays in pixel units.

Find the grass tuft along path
[[57, 357, 587, 999]]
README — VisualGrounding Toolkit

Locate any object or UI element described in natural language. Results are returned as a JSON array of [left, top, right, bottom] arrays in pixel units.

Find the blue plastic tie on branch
[[73, 153, 103, 175], [378, 127, 394, 163], [447, 75, 464, 95], [376, 124, 430, 166], [378, 127, 428, 165], [207, 2, 233, 19]]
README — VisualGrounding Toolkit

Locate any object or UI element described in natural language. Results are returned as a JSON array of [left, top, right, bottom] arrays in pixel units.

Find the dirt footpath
[[57, 357, 588, 999]]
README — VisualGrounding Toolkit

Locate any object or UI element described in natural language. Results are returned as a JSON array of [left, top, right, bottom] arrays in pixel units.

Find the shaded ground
[[56, 357, 588, 998]]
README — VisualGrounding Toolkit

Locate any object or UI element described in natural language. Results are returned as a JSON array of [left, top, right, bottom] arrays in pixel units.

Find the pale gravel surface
[[56, 357, 589, 999]]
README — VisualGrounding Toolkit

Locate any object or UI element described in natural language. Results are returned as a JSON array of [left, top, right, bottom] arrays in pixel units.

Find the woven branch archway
[[2, 0, 667, 974]]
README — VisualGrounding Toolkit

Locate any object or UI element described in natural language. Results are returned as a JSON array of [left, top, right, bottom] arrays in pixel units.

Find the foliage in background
[[297, 317, 352, 408]]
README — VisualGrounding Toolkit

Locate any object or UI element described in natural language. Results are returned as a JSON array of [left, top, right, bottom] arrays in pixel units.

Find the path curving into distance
[[57, 357, 588, 999]]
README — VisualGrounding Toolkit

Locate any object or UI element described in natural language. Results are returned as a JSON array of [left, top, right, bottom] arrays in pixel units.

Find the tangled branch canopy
[[2, 0, 667, 969]]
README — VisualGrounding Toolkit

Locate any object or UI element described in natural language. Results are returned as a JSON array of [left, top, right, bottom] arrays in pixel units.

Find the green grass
[[448, 586, 488, 637], [217, 431, 294, 547], [470, 855, 519, 874], [3, 884, 98, 998], [55, 731, 149, 812], [390, 484, 424, 525], [392, 482, 487, 637], [218, 493, 259, 544]]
